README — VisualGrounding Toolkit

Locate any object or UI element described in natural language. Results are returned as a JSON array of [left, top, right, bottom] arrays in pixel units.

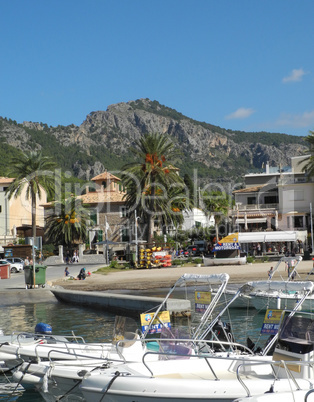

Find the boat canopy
[[176, 273, 230, 285], [248, 280, 314, 292]]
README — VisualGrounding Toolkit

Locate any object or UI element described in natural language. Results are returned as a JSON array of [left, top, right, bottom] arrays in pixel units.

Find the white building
[[181, 208, 215, 231], [231, 156, 313, 251]]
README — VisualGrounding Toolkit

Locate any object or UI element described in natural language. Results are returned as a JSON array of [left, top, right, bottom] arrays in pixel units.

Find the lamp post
[[135, 210, 139, 264]]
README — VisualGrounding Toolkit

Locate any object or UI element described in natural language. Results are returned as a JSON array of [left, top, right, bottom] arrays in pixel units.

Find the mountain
[[0, 99, 308, 183]]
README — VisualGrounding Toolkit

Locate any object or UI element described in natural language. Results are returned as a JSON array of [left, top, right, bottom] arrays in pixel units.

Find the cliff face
[[0, 99, 308, 182]]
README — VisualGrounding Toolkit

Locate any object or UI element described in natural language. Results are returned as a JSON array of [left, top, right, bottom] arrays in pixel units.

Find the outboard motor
[[35, 322, 52, 335], [204, 320, 235, 352]]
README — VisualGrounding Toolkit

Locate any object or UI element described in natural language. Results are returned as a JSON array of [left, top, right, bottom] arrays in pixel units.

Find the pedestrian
[[268, 266, 273, 280], [24, 256, 30, 266], [64, 266, 70, 277]]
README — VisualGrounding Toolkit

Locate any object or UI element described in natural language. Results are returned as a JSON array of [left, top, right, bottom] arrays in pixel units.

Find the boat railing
[[45, 347, 123, 364], [14, 331, 86, 346], [305, 389, 314, 401], [236, 359, 314, 397], [140, 339, 257, 377]]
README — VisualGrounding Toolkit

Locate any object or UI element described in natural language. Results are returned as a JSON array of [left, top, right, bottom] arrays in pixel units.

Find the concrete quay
[[51, 288, 191, 318]]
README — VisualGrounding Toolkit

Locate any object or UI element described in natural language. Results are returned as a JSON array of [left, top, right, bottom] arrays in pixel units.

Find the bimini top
[[248, 280, 314, 293]]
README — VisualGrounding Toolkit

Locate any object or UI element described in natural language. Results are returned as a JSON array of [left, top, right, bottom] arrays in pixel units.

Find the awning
[[238, 231, 298, 243], [236, 218, 267, 224]]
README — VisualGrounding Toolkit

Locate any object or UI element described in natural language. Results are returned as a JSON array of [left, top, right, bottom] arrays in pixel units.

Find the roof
[[91, 172, 121, 182], [78, 191, 125, 204], [233, 185, 266, 194], [0, 177, 14, 184]]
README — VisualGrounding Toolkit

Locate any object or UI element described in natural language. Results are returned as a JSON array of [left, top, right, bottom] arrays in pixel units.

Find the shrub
[[193, 258, 203, 264], [172, 259, 184, 266], [109, 260, 120, 269], [247, 256, 255, 264]]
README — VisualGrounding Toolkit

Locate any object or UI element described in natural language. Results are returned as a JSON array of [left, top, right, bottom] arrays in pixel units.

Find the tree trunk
[[31, 190, 37, 288]]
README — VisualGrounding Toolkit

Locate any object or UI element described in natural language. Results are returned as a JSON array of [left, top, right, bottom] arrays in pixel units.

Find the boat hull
[[203, 257, 247, 266]]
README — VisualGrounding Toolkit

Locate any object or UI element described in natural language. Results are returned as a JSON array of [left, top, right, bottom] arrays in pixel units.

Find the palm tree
[[122, 133, 188, 244], [45, 196, 90, 246], [201, 190, 230, 241], [6, 151, 57, 242], [301, 131, 314, 178]]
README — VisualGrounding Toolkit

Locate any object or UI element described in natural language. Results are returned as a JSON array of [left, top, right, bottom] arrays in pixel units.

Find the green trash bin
[[24, 265, 47, 288]]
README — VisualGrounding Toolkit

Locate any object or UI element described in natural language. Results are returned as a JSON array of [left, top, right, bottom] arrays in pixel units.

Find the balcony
[[233, 203, 278, 212]]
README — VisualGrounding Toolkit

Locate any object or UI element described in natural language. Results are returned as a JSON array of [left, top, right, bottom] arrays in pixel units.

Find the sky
[[0, 0, 313, 136]]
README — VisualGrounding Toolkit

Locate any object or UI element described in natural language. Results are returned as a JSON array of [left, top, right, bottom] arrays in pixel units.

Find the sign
[[195, 291, 212, 313], [219, 233, 239, 243], [261, 309, 283, 335], [4, 248, 13, 258], [213, 242, 240, 252], [140, 311, 171, 334]]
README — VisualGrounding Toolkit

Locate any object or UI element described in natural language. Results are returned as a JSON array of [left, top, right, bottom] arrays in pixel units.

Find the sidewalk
[[51, 260, 314, 292]]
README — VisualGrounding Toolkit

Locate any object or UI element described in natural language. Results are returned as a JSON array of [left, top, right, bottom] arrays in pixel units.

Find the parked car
[[185, 245, 201, 256], [1, 259, 23, 273], [5, 257, 25, 266]]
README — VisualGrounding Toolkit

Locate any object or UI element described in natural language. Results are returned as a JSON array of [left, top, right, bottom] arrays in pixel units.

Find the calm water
[[0, 297, 267, 401]]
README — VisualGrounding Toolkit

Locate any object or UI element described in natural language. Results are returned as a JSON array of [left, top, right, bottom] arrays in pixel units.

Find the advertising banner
[[140, 311, 171, 334], [195, 291, 212, 313], [261, 309, 283, 335]]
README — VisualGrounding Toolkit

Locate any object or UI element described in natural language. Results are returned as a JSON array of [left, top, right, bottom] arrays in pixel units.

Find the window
[[293, 216, 303, 228], [264, 195, 278, 204], [195, 221, 201, 228], [102, 181, 107, 189], [121, 228, 130, 242], [247, 197, 256, 205], [0, 206, 1, 213], [287, 216, 290, 228], [120, 206, 127, 217], [90, 212, 98, 225]]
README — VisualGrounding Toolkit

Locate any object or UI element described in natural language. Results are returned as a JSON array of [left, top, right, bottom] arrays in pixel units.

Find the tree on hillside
[[6, 151, 57, 242], [45, 196, 90, 247], [121, 133, 190, 244]]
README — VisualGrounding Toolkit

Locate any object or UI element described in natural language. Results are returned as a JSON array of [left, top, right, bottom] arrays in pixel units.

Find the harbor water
[[0, 296, 267, 401]]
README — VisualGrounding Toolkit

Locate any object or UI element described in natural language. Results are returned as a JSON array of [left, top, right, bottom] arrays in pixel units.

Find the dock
[[51, 289, 191, 318]]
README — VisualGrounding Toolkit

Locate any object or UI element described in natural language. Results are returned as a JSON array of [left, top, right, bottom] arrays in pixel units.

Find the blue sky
[[1, 0, 313, 136]]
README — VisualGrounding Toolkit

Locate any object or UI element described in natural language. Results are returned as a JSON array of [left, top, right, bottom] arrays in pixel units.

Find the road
[[0, 262, 104, 290]]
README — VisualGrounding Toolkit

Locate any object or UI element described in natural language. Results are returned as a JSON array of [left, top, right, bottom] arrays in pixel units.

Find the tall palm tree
[[301, 131, 314, 178], [122, 133, 187, 244], [201, 190, 230, 241], [6, 151, 57, 242], [45, 196, 90, 246]]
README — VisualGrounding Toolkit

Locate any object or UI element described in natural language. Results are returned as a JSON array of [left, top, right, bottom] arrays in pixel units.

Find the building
[[181, 208, 215, 231], [79, 171, 129, 247], [0, 177, 47, 253], [230, 156, 313, 252]]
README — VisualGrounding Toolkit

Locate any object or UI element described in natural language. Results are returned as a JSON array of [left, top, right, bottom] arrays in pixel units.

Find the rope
[[99, 371, 121, 402]]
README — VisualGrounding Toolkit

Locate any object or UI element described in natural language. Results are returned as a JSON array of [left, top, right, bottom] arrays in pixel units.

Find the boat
[[203, 232, 247, 266], [80, 299, 314, 402], [222, 256, 313, 310], [204, 255, 247, 266]]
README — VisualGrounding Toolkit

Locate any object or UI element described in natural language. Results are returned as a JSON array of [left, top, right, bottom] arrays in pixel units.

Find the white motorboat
[[203, 255, 247, 266], [11, 273, 242, 401], [80, 305, 314, 402], [223, 256, 314, 311]]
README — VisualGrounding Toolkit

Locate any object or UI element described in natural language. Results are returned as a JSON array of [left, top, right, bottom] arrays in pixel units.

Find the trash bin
[[303, 250, 311, 261], [24, 265, 47, 288]]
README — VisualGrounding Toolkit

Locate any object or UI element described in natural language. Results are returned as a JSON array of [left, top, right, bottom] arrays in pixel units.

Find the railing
[[232, 203, 278, 212]]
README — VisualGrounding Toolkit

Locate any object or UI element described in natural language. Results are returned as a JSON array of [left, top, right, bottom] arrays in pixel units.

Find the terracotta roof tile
[[233, 185, 266, 194], [0, 177, 14, 184], [91, 172, 121, 181], [78, 191, 126, 204]]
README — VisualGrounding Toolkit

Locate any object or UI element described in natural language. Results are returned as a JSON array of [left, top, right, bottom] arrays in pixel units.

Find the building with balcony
[[231, 155, 313, 251]]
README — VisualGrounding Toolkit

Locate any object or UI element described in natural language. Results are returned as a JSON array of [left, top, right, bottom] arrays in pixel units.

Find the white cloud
[[275, 110, 314, 128], [225, 107, 255, 120], [282, 68, 306, 83]]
